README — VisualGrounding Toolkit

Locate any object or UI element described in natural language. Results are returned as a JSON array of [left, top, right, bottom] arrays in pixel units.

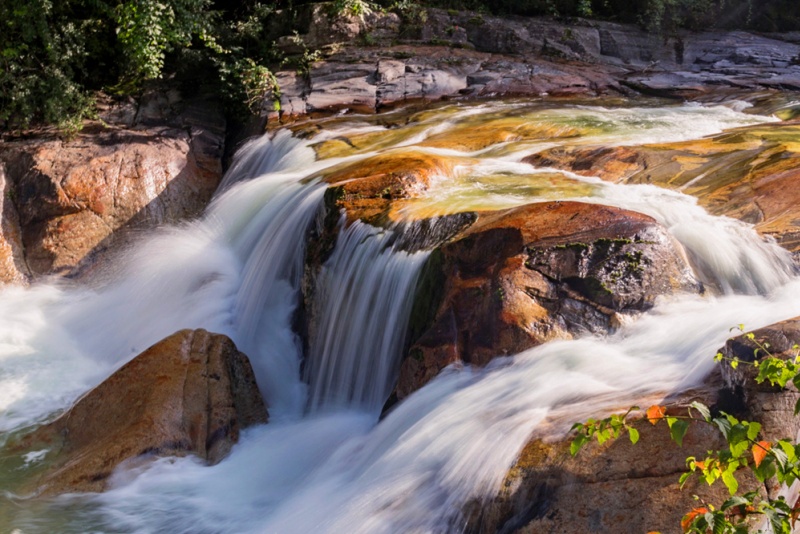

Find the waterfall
[[2, 100, 800, 533], [304, 220, 429, 413]]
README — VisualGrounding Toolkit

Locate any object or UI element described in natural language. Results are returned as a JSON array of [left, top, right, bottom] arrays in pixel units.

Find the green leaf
[[746, 421, 761, 441], [728, 425, 749, 458], [722, 467, 738, 495], [570, 433, 589, 456], [628, 427, 639, 445], [690, 401, 711, 422], [666, 416, 678, 429], [713, 417, 732, 439], [721, 495, 751, 510], [670, 419, 690, 447], [772, 447, 789, 470]]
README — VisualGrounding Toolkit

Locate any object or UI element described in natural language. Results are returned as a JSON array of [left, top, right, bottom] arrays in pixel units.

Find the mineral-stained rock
[[523, 120, 800, 252], [470, 317, 800, 534], [0, 96, 225, 281], [321, 151, 464, 225], [14, 329, 267, 495], [395, 201, 700, 400]]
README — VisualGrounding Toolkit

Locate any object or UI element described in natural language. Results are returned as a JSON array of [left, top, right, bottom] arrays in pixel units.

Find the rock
[[523, 120, 800, 251], [465, 394, 741, 534], [395, 201, 699, 400], [13, 329, 267, 495], [471, 317, 800, 533], [321, 151, 463, 225], [719, 318, 800, 436], [266, 9, 800, 123], [270, 44, 628, 123], [0, 96, 225, 280], [0, 164, 29, 284]]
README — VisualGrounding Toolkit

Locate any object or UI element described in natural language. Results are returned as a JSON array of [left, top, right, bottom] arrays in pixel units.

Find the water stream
[[1, 99, 799, 533]]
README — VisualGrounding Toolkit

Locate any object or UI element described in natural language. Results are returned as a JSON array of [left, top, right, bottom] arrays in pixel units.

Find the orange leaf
[[647, 405, 666, 425], [694, 461, 705, 470], [681, 507, 708, 532], [753, 440, 771, 468]]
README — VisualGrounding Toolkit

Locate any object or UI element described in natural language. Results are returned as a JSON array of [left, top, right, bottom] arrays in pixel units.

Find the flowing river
[[2, 98, 800, 532]]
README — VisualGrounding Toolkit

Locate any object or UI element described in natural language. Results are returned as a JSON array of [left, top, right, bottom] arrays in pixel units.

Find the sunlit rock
[[395, 201, 700, 400], [321, 151, 467, 225], [0, 97, 225, 280], [12, 329, 267, 495], [523, 120, 800, 252]]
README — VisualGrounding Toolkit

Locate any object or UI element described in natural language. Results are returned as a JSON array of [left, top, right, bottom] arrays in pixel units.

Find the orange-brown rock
[[322, 151, 463, 224], [14, 329, 267, 495], [471, 317, 800, 534], [523, 120, 800, 252], [395, 201, 699, 400], [0, 97, 225, 281]]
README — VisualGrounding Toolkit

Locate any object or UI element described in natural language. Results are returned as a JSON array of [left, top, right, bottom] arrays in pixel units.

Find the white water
[[304, 220, 429, 413], [1, 101, 799, 533]]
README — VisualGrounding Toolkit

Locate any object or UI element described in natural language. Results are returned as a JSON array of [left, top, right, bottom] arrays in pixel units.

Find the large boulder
[[395, 201, 700, 400], [13, 329, 267, 495], [471, 317, 800, 534], [0, 94, 225, 282], [523, 120, 800, 252]]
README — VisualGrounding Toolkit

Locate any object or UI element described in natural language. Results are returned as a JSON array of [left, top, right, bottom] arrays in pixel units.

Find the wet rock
[[0, 96, 225, 280], [14, 329, 267, 495], [465, 390, 748, 534], [321, 151, 462, 225], [473, 317, 800, 534], [523, 120, 800, 252], [395, 201, 699, 400], [719, 317, 800, 430]]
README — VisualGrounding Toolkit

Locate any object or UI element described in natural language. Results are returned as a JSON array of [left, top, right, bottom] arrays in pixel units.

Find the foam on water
[[49, 281, 800, 534]]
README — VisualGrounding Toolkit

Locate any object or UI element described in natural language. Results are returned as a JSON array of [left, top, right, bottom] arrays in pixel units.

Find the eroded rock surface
[[268, 8, 800, 121], [395, 201, 699, 399], [523, 120, 800, 251], [14, 329, 267, 495], [0, 95, 225, 282]]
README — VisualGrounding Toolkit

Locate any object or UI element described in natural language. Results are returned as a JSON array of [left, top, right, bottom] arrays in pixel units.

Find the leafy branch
[[570, 326, 800, 534]]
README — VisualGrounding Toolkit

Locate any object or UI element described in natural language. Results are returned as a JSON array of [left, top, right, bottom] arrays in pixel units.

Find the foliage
[[114, 0, 217, 83], [0, 0, 285, 130], [0, 0, 98, 129], [3, 0, 799, 131], [570, 326, 800, 533], [331, 0, 376, 18]]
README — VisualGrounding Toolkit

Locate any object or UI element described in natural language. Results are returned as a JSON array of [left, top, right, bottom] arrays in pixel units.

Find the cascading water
[[2, 99, 800, 533], [304, 220, 429, 413]]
